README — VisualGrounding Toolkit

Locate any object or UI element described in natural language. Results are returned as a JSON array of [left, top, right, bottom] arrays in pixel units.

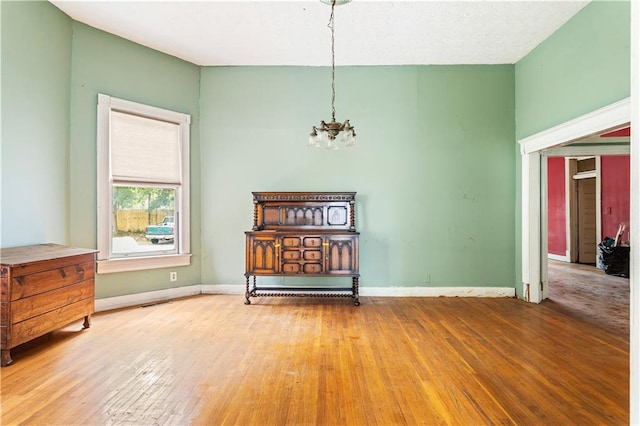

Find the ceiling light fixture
[[308, 0, 356, 150]]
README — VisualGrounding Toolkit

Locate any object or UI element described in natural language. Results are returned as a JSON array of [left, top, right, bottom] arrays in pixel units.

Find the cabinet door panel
[[326, 236, 358, 274], [246, 235, 278, 274], [263, 206, 282, 226]]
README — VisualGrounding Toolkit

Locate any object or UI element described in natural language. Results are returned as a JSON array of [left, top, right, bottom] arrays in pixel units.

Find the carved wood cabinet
[[245, 192, 360, 305], [0, 244, 97, 366]]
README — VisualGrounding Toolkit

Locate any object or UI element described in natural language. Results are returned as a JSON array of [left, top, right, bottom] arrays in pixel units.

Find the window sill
[[97, 253, 191, 274]]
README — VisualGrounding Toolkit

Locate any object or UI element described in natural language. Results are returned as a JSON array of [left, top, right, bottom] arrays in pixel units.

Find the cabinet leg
[[244, 275, 251, 305], [83, 315, 91, 329], [1, 349, 12, 367], [353, 276, 360, 306]]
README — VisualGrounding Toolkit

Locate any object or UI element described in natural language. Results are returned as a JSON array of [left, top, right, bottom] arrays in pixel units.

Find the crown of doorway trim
[[518, 98, 631, 155]]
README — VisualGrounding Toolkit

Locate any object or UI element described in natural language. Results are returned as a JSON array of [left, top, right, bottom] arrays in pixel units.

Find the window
[[97, 94, 191, 273]]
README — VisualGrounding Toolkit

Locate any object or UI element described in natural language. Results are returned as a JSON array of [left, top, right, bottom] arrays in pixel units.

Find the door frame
[[519, 98, 630, 304]]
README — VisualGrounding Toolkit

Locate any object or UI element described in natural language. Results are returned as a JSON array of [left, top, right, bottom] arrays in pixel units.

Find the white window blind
[[110, 110, 181, 184]]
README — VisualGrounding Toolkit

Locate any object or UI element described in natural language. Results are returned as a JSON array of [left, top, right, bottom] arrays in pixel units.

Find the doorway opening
[[541, 131, 630, 335], [519, 97, 630, 304]]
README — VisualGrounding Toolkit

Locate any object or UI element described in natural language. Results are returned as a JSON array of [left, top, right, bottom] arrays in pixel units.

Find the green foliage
[[113, 186, 175, 226], [114, 187, 174, 210]]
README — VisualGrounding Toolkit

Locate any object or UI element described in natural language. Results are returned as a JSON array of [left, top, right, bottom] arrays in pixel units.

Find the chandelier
[[308, 0, 357, 150]]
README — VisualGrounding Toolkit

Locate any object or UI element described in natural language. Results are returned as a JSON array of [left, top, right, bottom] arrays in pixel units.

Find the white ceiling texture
[[49, 0, 590, 67]]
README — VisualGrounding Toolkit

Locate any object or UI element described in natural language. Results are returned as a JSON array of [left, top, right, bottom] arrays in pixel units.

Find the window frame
[[96, 94, 191, 273]]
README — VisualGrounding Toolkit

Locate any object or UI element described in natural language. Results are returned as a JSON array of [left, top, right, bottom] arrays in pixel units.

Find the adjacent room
[[545, 131, 631, 335], [1, 0, 638, 424]]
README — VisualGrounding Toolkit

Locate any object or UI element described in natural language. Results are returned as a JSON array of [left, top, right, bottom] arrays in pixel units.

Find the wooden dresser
[[0, 243, 97, 366], [245, 192, 360, 305]]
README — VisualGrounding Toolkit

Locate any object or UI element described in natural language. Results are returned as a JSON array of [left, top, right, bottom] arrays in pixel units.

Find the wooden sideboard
[[245, 192, 360, 305], [0, 244, 97, 366]]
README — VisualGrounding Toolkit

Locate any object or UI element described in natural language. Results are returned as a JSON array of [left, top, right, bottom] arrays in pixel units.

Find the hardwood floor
[[1, 294, 629, 425], [547, 259, 630, 336]]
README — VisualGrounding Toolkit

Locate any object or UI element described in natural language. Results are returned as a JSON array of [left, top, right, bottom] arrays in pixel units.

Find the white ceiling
[[49, 0, 590, 67]]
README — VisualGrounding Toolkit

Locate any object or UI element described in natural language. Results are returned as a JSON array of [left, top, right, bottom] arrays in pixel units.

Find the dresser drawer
[[10, 297, 94, 348], [282, 237, 301, 247], [9, 253, 96, 278], [302, 237, 322, 248], [11, 280, 94, 324], [303, 263, 322, 274], [303, 250, 322, 261], [10, 260, 94, 301], [282, 263, 301, 273], [282, 251, 300, 261]]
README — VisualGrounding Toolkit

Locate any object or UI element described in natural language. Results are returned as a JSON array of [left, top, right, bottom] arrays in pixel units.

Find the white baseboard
[[548, 253, 570, 262], [360, 286, 515, 298], [201, 284, 244, 295], [95, 284, 516, 312], [94, 285, 202, 312]]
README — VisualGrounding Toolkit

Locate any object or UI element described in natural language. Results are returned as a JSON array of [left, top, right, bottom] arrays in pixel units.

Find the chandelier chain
[[328, 0, 336, 122], [308, 0, 356, 149]]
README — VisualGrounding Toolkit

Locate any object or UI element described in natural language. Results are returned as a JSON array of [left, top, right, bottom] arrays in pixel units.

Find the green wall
[[1, 1, 72, 247], [68, 22, 202, 298], [515, 0, 630, 139], [200, 65, 516, 288]]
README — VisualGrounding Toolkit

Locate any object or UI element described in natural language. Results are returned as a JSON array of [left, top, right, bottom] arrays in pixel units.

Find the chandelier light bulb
[[308, 128, 321, 147]]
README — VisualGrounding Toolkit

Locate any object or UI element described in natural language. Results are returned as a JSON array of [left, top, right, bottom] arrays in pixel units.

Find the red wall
[[547, 155, 629, 256], [601, 155, 630, 242], [547, 157, 566, 256]]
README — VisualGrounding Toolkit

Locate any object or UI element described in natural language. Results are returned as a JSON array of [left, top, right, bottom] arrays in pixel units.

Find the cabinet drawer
[[282, 237, 300, 247], [303, 237, 322, 248], [9, 253, 95, 278], [282, 264, 301, 273], [303, 264, 322, 274], [11, 261, 94, 301], [282, 251, 300, 260], [11, 280, 94, 324], [10, 298, 93, 348], [303, 250, 322, 261]]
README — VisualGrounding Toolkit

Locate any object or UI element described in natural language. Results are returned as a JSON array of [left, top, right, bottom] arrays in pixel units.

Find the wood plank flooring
[[1, 295, 629, 425], [547, 259, 629, 336]]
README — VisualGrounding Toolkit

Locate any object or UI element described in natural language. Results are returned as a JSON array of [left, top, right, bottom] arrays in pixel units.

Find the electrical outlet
[[170, 271, 177, 282], [425, 274, 431, 284]]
